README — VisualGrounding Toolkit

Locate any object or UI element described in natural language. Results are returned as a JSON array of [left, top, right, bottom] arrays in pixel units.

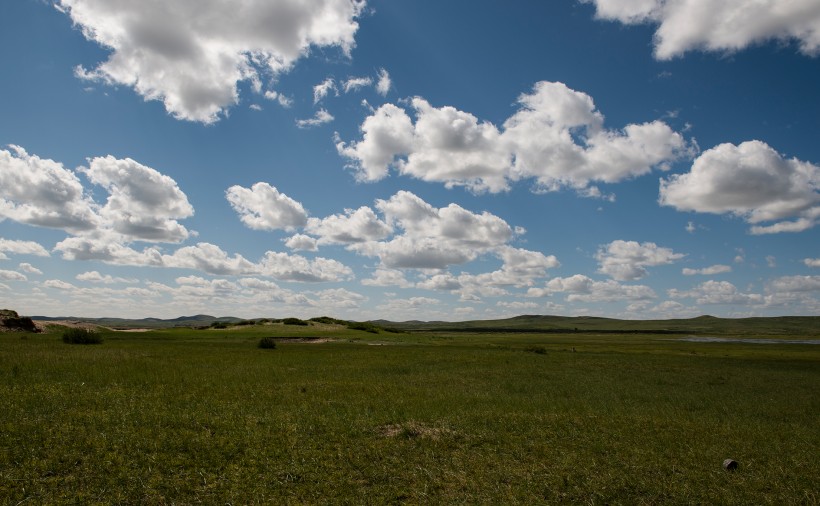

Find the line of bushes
[[205, 315, 404, 334]]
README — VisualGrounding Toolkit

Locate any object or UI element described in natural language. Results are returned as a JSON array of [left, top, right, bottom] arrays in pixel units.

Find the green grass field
[[1, 322, 818, 504]]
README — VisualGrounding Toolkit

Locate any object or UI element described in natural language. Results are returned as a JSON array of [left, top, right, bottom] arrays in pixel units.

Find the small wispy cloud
[[343, 76, 372, 93], [296, 109, 335, 129], [682, 265, 732, 276]]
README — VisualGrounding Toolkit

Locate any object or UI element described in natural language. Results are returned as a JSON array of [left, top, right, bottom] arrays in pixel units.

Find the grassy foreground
[[1, 323, 818, 504]]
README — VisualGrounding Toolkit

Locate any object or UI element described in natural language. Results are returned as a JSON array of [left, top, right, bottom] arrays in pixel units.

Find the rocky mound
[[0, 309, 39, 333]]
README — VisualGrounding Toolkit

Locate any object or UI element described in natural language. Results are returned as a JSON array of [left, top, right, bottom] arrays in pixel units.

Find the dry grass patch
[[377, 421, 457, 440], [275, 337, 336, 344]]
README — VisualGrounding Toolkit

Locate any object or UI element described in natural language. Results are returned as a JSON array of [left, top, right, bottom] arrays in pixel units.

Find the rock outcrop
[[0, 309, 39, 332]]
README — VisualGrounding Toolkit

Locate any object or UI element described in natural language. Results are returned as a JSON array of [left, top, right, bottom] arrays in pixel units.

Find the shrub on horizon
[[346, 322, 380, 334], [283, 318, 308, 326], [309, 316, 343, 325], [258, 337, 277, 349]]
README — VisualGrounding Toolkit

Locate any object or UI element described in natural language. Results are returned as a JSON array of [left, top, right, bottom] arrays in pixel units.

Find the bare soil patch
[[377, 421, 456, 440], [275, 337, 335, 344]]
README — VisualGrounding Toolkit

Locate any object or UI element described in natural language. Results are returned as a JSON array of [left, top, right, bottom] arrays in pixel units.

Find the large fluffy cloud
[[82, 156, 194, 242], [336, 103, 415, 182], [1, 146, 195, 242], [504, 82, 687, 192], [585, 0, 820, 59], [346, 191, 517, 269], [60, 0, 366, 123], [596, 240, 685, 280], [226, 182, 308, 231], [257, 251, 353, 282], [305, 206, 391, 244], [377, 191, 514, 247], [250, 189, 555, 287], [452, 246, 560, 296], [659, 141, 820, 234], [337, 81, 688, 194], [0, 145, 99, 232]]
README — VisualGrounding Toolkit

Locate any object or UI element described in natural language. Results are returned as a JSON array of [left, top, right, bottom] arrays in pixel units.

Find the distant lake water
[[672, 336, 820, 345]]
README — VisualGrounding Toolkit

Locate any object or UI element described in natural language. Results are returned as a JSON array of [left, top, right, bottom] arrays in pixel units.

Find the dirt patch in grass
[[377, 421, 456, 440], [275, 337, 335, 344]]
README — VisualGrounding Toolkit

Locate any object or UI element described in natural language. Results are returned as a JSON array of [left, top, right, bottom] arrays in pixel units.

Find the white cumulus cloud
[[659, 141, 820, 234], [2, 147, 195, 244], [767, 275, 820, 294], [585, 0, 820, 59], [345, 191, 517, 270], [305, 206, 391, 244], [257, 251, 354, 282], [283, 234, 319, 252], [338, 81, 688, 194], [76, 270, 137, 284], [336, 103, 415, 182], [0, 238, 50, 258], [361, 268, 412, 288], [668, 280, 764, 305], [0, 145, 99, 232], [530, 274, 657, 302], [60, 0, 366, 123], [0, 270, 27, 282], [82, 155, 194, 243], [596, 240, 685, 280], [18, 263, 43, 275], [226, 182, 308, 231]]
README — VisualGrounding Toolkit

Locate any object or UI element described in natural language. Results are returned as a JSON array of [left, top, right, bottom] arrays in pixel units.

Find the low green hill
[[373, 314, 820, 336]]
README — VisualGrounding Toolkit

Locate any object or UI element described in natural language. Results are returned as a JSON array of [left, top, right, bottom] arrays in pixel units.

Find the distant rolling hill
[[23, 313, 820, 335], [370, 314, 820, 336], [31, 314, 243, 329]]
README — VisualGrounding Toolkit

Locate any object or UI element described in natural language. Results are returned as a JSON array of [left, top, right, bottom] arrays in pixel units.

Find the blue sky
[[1, 0, 819, 320]]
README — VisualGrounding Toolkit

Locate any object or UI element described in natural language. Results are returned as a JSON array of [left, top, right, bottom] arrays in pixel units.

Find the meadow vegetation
[[1, 317, 818, 503]]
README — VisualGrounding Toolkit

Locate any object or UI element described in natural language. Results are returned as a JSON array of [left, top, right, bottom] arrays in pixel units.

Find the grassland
[[1, 320, 818, 504]]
